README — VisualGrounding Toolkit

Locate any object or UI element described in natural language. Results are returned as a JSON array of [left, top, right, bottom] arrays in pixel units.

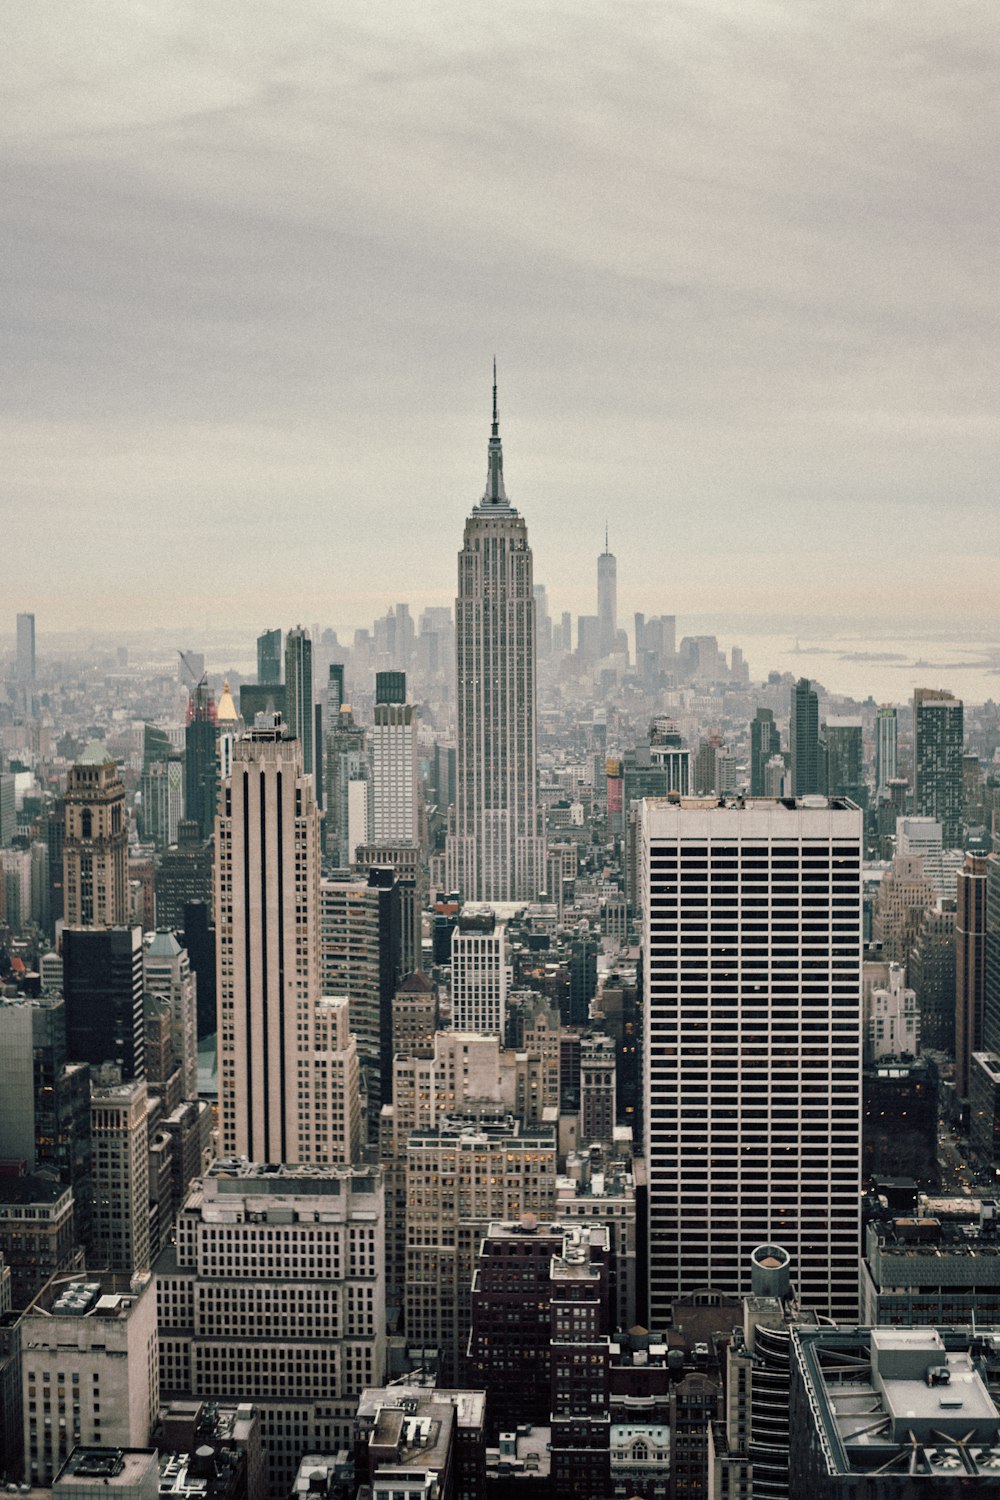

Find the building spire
[[604, 521, 609, 554], [482, 357, 509, 506]]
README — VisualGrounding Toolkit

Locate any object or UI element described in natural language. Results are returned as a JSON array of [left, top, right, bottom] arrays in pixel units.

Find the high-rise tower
[[447, 367, 545, 902], [63, 742, 128, 927], [875, 705, 898, 802], [790, 677, 820, 796], [16, 612, 35, 682], [913, 687, 964, 847], [597, 528, 617, 658], [216, 720, 359, 1164], [642, 796, 863, 1323], [284, 626, 314, 777]]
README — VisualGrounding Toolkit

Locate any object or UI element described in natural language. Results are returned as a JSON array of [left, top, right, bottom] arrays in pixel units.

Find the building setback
[[156, 1160, 385, 1498]]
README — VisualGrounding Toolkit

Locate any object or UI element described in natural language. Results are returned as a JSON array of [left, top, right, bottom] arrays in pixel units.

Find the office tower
[[597, 529, 617, 658], [404, 1117, 556, 1384], [985, 855, 1000, 1056], [21, 1273, 158, 1485], [90, 1073, 151, 1276], [0, 997, 91, 1232], [184, 680, 218, 840], [139, 757, 184, 849], [374, 670, 405, 705], [325, 705, 368, 865], [216, 721, 356, 1165], [63, 743, 128, 927], [642, 797, 863, 1323], [62, 926, 144, 1081], [909, 903, 957, 1053], [568, 933, 599, 1026], [16, 612, 35, 681], [326, 661, 345, 722], [580, 1033, 616, 1145], [789, 678, 820, 795], [0, 773, 14, 847], [823, 715, 865, 804], [956, 853, 988, 1098], [156, 1161, 386, 1497], [750, 708, 781, 797], [450, 909, 507, 1035], [534, 581, 552, 656], [875, 705, 898, 801], [154, 825, 213, 935], [284, 625, 314, 776], [913, 687, 964, 846], [319, 870, 401, 1114], [0, 998, 38, 1164], [256, 626, 282, 685], [143, 931, 198, 1101], [390, 972, 438, 1059], [447, 370, 545, 903], [895, 814, 963, 900], [355, 841, 421, 978], [370, 674, 418, 844]]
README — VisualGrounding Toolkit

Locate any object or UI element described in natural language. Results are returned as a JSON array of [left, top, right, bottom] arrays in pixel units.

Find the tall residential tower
[[447, 369, 545, 902]]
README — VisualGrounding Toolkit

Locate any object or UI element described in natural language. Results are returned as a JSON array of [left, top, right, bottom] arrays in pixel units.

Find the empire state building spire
[[448, 369, 546, 903], [481, 358, 510, 508]]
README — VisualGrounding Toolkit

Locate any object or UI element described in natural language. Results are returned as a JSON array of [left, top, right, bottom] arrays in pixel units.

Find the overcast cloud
[[4, 1, 998, 635]]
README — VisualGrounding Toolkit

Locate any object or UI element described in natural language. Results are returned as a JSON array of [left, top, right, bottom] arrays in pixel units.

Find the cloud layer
[[4, 1, 998, 632]]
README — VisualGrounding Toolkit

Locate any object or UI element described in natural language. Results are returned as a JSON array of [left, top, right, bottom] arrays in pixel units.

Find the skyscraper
[[447, 368, 545, 902], [216, 720, 356, 1164], [284, 625, 314, 777], [184, 679, 218, 839], [875, 705, 898, 802], [597, 529, 617, 658], [913, 687, 964, 847], [823, 714, 865, 805], [62, 742, 128, 927], [956, 853, 988, 1099], [450, 909, 507, 1035], [62, 925, 145, 1081], [16, 612, 35, 682], [256, 626, 282, 685], [789, 677, 820, 796], [750, 707, 781, 797], [642, 796, 863, 1322], [370, 672, 418, 845]]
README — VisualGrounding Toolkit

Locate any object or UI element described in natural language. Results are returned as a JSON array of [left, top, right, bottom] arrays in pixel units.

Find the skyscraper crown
[[475, 359, 516, 514]]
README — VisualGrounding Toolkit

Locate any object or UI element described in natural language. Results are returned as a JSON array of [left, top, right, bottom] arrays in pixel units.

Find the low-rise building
[[21, 1274, 158, 1485]]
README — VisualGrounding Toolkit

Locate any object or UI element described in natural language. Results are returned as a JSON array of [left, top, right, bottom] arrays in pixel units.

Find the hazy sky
[[5, 1, 998, 637]]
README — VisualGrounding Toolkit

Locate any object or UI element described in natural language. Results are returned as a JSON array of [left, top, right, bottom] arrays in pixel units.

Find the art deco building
[[642, 796, 863, 1324], [216, 721, 359, 1165], [447, 370, 545, 903]]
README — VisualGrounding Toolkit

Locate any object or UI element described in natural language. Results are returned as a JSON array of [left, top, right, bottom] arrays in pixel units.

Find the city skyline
[[4, 3, 998, 634]]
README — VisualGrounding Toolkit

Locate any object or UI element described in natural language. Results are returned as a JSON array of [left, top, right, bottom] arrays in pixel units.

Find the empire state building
[[447, 370, 546, 902]]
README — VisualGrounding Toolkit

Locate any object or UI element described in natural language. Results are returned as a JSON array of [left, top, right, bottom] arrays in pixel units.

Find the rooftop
[[795, 1326, 1000, 1480], [56, 1448, 157, 1487]]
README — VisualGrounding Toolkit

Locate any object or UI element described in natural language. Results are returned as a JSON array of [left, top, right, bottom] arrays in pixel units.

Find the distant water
[[706, 626, 1000, 705]]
